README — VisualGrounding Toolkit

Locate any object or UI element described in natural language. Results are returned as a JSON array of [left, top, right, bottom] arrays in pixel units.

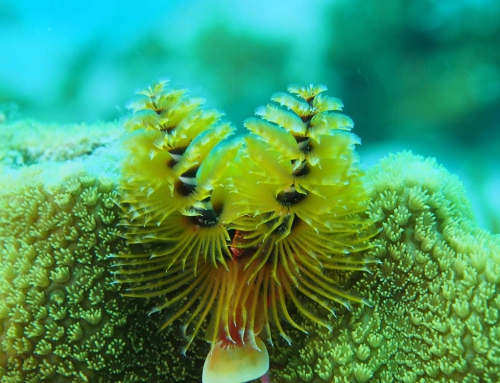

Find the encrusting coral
[[0, 119, 121, 168], [1, 84, 498, 383], [271, 151, 500, 383], [0, 119, 208, 382]]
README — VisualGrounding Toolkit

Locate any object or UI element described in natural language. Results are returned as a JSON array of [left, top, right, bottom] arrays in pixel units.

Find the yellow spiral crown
[[117, 81, 375, 356]]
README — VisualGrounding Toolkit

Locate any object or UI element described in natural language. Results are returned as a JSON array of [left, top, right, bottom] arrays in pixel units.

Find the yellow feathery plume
[[120, 81, 235, 236], [118, 81, 375, 383], [225, 83, 375, 341]]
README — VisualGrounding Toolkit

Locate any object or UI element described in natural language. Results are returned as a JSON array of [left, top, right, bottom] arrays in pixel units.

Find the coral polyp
[[117, 81, 374, 383]]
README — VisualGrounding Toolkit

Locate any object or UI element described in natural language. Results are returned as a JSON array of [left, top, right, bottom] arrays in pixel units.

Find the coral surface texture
[[0, 85, 498, 383], [272, 152, 500, 383]]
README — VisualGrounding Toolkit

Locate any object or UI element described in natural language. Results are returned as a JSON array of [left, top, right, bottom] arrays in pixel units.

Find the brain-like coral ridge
[[272, 151, 500, 383], [0, 129, 208, 383]]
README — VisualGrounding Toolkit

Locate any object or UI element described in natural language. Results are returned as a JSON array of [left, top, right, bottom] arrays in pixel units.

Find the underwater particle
[[118, 81, 375, 383]]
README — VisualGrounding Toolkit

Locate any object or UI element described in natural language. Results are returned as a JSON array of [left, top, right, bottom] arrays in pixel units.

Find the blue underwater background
[[0, 0, 499, 232]]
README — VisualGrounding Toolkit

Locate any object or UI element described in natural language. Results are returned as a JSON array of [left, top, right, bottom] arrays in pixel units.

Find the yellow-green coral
[[0, 118, 122, 168], [0, 120, 208, 382], [2, 85, 498, 383], [272, 151, 500, 383]]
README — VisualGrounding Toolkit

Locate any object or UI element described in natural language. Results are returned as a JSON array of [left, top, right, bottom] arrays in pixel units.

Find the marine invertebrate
[[272, 151, 500, 383], [0, 122, 208, 383], [2, 84, 497, 383], [118, 81, 374, 382]]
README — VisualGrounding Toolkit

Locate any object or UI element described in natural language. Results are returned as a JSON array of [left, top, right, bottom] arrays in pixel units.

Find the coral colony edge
[[0, 82, 498, 383]]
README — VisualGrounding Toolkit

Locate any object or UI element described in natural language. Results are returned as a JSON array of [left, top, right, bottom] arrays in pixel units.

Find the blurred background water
[[0, 0, 499, 232]]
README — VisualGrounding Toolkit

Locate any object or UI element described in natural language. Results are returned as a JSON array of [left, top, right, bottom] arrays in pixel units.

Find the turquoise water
[[0, 0, 499, 231]]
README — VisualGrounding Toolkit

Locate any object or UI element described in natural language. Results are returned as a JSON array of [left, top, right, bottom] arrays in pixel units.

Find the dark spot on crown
[[277, 188, 307, 207]]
